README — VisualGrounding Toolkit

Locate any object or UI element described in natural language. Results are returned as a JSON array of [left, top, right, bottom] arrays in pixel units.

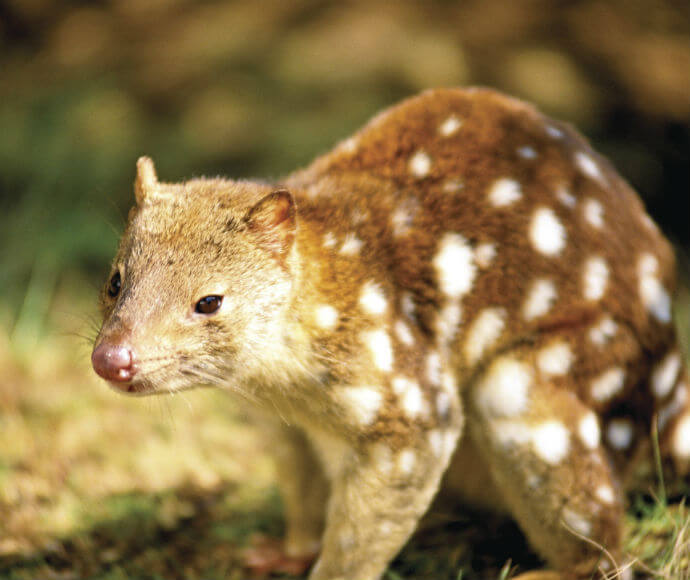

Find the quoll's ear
[[244, 189, 297, 260], [134, 156, 164, 205]]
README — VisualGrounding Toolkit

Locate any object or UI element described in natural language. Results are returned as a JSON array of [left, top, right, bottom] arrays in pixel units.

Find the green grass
[[0, 292, 688, 579]]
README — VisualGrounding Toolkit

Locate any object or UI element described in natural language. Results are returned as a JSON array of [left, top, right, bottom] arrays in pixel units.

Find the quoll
[[92, 88, 689, 580]]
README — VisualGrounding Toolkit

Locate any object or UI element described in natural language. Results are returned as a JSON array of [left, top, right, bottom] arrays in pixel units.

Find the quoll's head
[[92, 157, 298, 396]]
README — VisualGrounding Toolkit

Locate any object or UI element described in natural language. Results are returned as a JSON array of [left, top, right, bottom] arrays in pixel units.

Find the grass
[[0, 282, 688, 579]]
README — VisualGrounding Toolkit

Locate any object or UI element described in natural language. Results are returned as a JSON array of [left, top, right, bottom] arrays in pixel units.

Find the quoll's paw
[[243, 534, 319, 578]]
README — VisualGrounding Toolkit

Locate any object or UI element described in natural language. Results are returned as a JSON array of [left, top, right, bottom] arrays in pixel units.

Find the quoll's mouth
[[106, 379, 154, 396]]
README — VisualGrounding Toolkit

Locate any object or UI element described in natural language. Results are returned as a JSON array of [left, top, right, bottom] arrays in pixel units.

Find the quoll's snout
[[91, 342, 136, 384]]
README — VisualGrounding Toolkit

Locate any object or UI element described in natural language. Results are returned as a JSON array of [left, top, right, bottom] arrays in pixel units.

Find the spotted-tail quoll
[[91, 88, 689, 580]]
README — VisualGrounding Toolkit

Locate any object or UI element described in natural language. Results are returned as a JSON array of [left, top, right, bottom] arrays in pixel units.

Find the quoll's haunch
[[91, 88, 689, 580]]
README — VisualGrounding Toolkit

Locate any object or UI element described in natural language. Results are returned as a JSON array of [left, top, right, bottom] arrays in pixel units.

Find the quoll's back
[[288, 88, 686, 472], [93, 88, 689, 580]]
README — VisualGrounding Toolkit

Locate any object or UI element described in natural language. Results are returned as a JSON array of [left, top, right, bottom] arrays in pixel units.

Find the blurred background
[[1, 0, 689, 344], [0, 1, 688, 578]]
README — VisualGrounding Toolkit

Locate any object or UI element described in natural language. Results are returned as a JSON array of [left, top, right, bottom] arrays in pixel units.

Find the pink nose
[[91, 342, 135, 382]]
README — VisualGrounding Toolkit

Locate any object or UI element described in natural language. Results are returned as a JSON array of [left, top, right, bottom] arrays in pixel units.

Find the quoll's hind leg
[[467, 347, 625, 579]]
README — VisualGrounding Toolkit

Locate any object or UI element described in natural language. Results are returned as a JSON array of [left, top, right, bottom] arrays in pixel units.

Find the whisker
[[179, 363, 262, 406]]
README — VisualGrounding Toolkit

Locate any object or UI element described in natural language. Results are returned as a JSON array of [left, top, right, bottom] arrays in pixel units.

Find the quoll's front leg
[[468, 344, 625, 580], [242, 415, 328, 575], [252, 418, 329, 562], [309, 424, 461, 580]]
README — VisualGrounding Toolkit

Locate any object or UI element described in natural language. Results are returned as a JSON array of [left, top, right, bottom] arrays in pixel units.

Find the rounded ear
[[134, 156, 160, 205], [244, 189, 297, 260]]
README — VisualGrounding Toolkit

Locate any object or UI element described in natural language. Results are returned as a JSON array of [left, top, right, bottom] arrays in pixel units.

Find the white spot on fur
[[401, 293, 415, 319], [672, 414, 690, 458], [488, 178, 522, 207], [589, 316, 618, 346], [427, 429, 459, 460], [517, 145, 537, 159], [439, 116, 462, 137], [523, 278, 558, 320], [591, 367, 625, 402], [475, 242, 496, 269], [537, 340, 574, 377], [304, 183, 321, 200], [441, 371, 456, 394], [638, 253, 671, 323], [362, 329, 393, 372], [428, 429, 444, 457], [476, 357, 533, 418], [323, 232, 337, 248], [436, 391, 451, 419], [527, 473, 542, 489], [493, 420, 574, 465], [394, 319, 414, 346], [555, 184, 576, 208], [639, 253, 658, 276], [532, 421, 570, 464], [651, 352, 681, 399], [359, 281, 388, 316], [442, 178, 464, 193], [391, 206, 413, 237], [583, 256, 609, 301], [546, 125, 564, 139], [530, 207, 566, 256], [492, 419, 533, 448], [464, 307, 506, 365], [595, 485, 615, 505], [339, 233, 363, 256], [350, 208, 368, 226], [398, 449, 417, 475], [443, 430, 459, 461], [658, 383, 687, 430], [340, 386, 382, 426], [578, 412, 601, 449], [339, 136, 358, 153], [371, 442, 393, 475], [391, 376, 412, 397], [426, 351, 441, 386], [583, 198, 604, 228], [436, 300, 462, 346], [606, 419, 634, 450], [562, 508, 591, 536], [575, 152, 606, 184], [392, 376, 427, 419], [314, 305, 338, 330], [409, 150, 431, 178], [433, 233, 476, 299]]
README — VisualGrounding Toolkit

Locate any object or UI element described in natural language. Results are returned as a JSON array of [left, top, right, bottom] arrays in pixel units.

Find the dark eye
[[107, 271, 121, 298], [195, 295, 223, 315]]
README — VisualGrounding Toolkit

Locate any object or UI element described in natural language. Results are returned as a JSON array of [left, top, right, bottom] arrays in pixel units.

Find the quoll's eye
[[195, 295, 223, 315], [107, 271, 121, 298]]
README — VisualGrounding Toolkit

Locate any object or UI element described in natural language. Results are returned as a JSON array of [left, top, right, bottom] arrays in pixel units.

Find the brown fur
[[93, 88, 689, 580]]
